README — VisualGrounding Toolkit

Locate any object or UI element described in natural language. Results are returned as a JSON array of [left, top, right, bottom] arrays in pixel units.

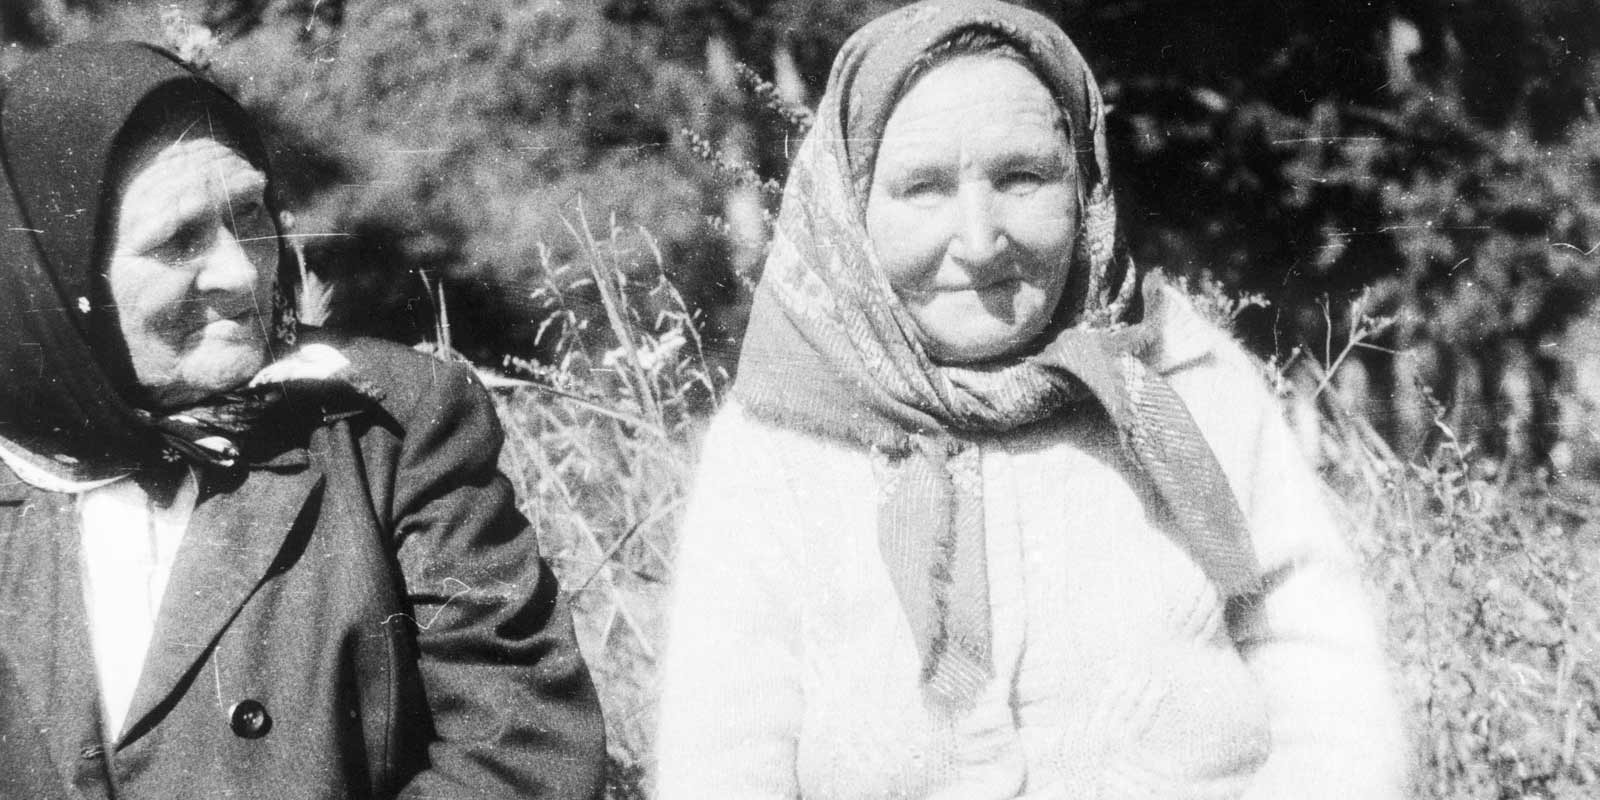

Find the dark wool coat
[[0, 339, 605, 800]]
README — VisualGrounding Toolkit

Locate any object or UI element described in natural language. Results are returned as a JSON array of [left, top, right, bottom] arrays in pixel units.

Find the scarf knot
[[120, 343, 378, 502]]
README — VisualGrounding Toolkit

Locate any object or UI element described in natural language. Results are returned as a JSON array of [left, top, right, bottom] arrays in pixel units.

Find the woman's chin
[[920, 324, 1033, 364], [172, 346, 268, 401], [910, 300, 1051, 364]]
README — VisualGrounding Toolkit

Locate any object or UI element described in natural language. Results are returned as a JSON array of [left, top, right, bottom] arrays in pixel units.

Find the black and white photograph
[[1, 1, 1596, 798]]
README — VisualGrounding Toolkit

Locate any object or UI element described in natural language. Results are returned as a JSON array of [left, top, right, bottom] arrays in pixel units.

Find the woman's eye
[[229, 201, 269, 234], [236, 200, 267, 221], [998, 170, 1046, 192], [156, 222, 211, 261], [898, 177, 948, 202]]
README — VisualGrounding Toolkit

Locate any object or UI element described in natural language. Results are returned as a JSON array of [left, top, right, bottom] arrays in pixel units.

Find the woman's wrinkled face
[[107, 137, 276, 408], [866, 55, 1078, 364]]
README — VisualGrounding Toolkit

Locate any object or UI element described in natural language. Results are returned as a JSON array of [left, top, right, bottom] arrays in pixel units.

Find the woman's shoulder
[[1142, 282, 1262, 379], [1141, 281, 1279, 423], [296, 333, 486, 427], [1139, 281, 1301, 509], [299, 336, 504, 501], [694, 399, 874, 508], [683, 399, 867, 565], [703, 398, 870, 466], [325, 335, 471, 392], [324, 334, 435, 369], [703, 398, 796, 448]]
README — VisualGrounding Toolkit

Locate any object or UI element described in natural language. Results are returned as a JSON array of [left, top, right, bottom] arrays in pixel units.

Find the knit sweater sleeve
[[1153, 287, 1408, 800], [1228, 387, 1408, 800], [655, 403, 804, 800]]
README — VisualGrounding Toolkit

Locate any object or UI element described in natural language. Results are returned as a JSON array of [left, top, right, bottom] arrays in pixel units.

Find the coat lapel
[[0, 469, 109, 796], [118, 454, 324, 744]]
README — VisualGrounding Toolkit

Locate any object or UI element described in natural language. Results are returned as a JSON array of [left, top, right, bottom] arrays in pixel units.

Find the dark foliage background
[[6, 3, 1600, 797], [5, 0, 1599, 468]]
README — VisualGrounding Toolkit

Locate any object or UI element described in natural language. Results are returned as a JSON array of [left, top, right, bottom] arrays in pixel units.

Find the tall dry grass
[[480, 214, 721, 798], [1298, 357, 1600, 799], [472, 225, 1599, 798]]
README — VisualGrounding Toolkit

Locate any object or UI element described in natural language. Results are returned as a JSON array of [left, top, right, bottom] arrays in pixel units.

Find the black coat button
[[228, 700, 272, 739]]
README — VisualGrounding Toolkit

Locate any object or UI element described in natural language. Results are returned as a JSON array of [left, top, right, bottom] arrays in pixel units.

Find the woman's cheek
[[870, 201, 945, 294], [113, 256, 186, 333], [1010, 190, 1078, 250]]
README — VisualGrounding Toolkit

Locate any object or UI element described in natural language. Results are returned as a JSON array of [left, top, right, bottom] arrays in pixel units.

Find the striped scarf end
[[923, 655, 992, 713]]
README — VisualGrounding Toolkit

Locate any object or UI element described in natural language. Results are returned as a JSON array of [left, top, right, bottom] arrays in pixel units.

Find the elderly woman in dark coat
[[655, 2, 1405, 798], [0, 42, 604, 799]]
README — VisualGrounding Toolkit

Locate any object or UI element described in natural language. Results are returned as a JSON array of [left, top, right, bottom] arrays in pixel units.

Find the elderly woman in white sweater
[[654, 2, 1406, 798]]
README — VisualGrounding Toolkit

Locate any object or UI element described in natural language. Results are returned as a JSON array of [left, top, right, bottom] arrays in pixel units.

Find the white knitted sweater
[[655, 290, 1406, 800]]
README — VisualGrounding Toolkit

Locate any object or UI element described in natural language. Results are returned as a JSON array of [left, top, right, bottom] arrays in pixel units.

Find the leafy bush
[[10, 0, 1600, 465], [6, 3, 1599, 796]]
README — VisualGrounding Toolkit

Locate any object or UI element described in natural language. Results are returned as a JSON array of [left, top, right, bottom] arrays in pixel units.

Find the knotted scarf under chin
[[129, 344, 379, 502], [754, 294, 1261, 713], [738, 261, 1266, 716]]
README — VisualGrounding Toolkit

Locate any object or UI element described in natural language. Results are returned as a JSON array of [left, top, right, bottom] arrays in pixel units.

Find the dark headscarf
[[733, 0, 1257, 712], [0, 41, 291, 480]]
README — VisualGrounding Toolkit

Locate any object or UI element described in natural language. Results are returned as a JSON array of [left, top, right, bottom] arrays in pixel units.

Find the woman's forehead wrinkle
[[117, 140, 264, 248], [118, 162, 195, 249], [143, 139, 260, 191], [879, 64, 1066, 171], [209, 161, 267, 209]]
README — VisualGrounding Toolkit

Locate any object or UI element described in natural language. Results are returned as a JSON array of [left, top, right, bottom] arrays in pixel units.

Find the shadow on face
[[106, 136, 276, 409], [865, 54, 1079, 365]]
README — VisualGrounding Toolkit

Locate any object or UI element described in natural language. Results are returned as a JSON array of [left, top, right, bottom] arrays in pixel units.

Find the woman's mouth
[[179, 309, 261, 347], [933, 276, 1019, 296]]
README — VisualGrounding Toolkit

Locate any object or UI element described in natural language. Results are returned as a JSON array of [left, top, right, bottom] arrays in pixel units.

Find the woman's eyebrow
[[216, 168, 267, 202], [886, 159, 949, 177], [115, 169, 263, 250], [114, 200, 193, 251], [990, 145, 1069, 170]]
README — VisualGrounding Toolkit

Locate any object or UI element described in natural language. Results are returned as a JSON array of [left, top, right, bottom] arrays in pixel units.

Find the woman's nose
[[948, 183, 1006, 265], [194, 225, 262, 297]]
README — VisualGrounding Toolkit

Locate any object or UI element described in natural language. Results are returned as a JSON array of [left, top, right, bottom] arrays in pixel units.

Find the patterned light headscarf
[[734, 0, 1258, 711]]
